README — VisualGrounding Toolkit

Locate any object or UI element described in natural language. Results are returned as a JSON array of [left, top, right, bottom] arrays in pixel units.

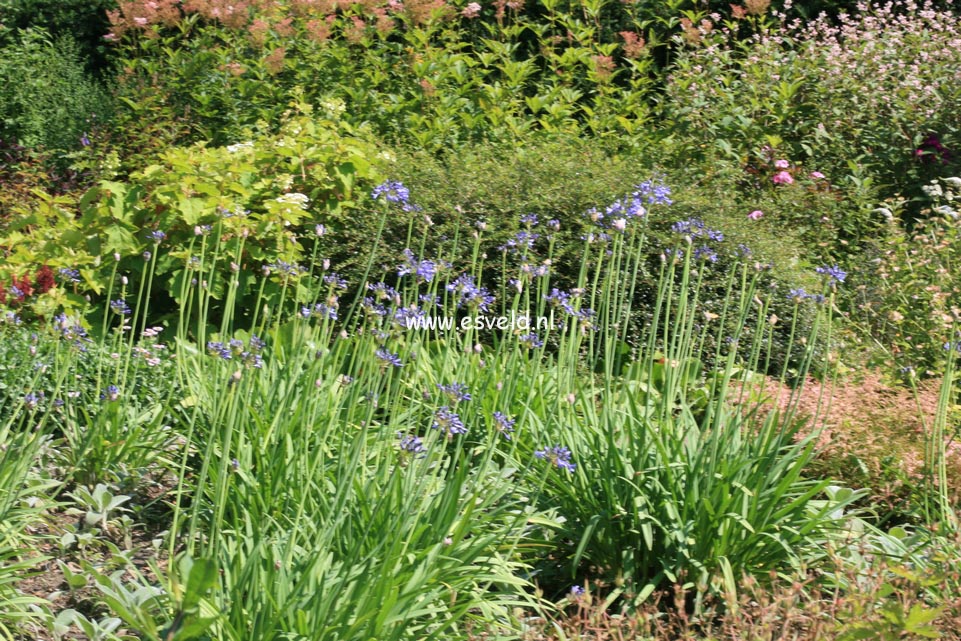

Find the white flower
[[276, 193, 310, 210], [226, 141, 253, 153], [944, 177, 961, 188], [923, 182, 944, 198]]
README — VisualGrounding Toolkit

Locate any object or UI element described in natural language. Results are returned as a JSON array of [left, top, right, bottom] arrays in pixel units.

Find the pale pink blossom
[[773, 171, 794, 185], [747, 210, 764, 220], [810, 171, 825, 179], [462, 2, 481, 17], [774, 159, 790, 169]]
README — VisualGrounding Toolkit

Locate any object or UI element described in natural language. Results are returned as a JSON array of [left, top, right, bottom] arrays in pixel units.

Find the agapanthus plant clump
[[0, 174, 896, 640]]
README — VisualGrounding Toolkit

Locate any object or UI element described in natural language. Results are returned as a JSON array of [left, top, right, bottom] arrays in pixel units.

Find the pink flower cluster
[[772, 171, 793, 185]]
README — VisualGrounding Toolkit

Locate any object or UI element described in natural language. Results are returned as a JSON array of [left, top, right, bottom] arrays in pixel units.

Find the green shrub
[[389, 138, 823, 376], [0, 28, 114, 153], [0, 0, 117, 73], [103, 0, 664, 149], [0, 101, 381, 330]]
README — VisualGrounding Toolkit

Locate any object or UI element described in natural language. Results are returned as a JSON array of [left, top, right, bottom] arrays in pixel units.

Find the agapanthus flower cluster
[[693, 246, 718, 263], [368, 282, 399, 302], [372, 180, 410, 204], [23, 391, 42, 410], [437, 382, 472, 403], [323, 273, 348, 291], [392, 306, 426, 328], [420, 293, 440, 307], [432, 406, 467, 437], [110, 299, 132, 316], [634, 178, 673, 205], [447, 275, 495, 312], [671, 218, 723, 242], [300, 303, 338, 320], [267, 260, 304, 278], [397, 432, 427, 458], [815, 264, 846, 286], [361, 297, 389, 317], [787, 288, 825, 304], [519, 332, 544, 349], [492, 411, 516, 440], [500, 230, 540, 254], [375, 348, 403, 368], [601, 192, 647, 227], [58, 268, 81, 283], [206, 335, 265, 368], [372, 180, 419, 211], [53, 313, 91, 350], [545, 288, 572, 310], [535, 445, 576, 473], [398, 248, 437, 283], [544, 288, 596, 331], [520, 263, 550, 278], [581, 230, 612, 244]]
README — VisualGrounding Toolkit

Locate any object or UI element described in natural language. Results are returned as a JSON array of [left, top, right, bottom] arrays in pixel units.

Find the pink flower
[[810, 171, 825, 179], [747, 210, 764, 220], [774, 159, 790, 169], [772, 171, 794, 185], [462, 2, 482, 17]]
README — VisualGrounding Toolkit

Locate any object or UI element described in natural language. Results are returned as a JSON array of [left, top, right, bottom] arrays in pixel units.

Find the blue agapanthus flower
[[447, 275, 495, 312], [371, 180, 410, 204], [375, 348, 403, 368], [398, 249, 437, 283], [493, 411, 516, 440], [634, 178, 673, 205], [432, 406, 467, 437], [58, 268, 81, 283], [397, 433, 427, 457], [437, 382, 472, 403], [693, 246, 718, 263], [535, 445, 576, 473], [816, 264, 846, 286], [110, 299, 132, 316]]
